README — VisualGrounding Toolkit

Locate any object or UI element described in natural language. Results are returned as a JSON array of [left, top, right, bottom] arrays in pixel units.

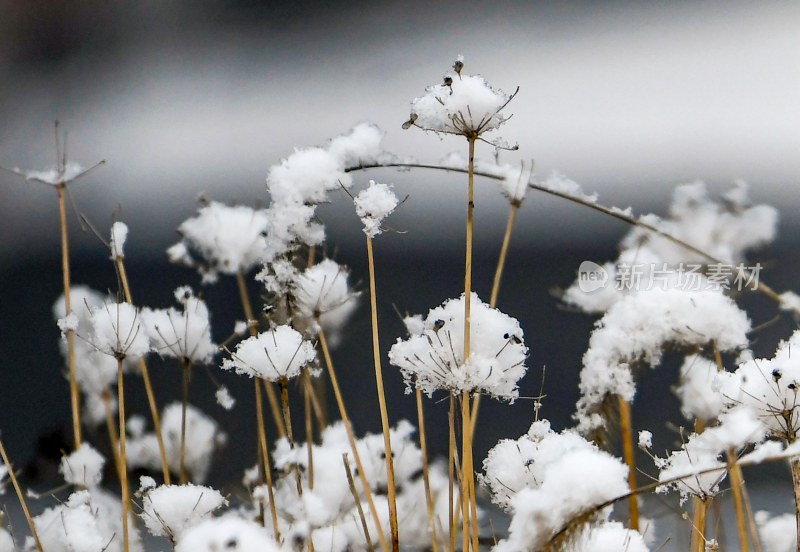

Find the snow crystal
[[109, 221, 128, 260], [215, 385, 235, 410], [354, 180, 399, 238], [539, 171, 598, 204], [638, 430, 653, 450], [779, 291, 800, 315], [141, 288, 216, 364], [139, 482, 227, 539], [222, 324, 316, 381], [389, 292, 528, 400], [676, 354, 725, 423], [60, 443, 105, 488]]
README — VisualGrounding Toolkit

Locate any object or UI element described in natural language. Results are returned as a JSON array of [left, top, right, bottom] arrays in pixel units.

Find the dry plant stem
[[300, 370, 326, 431], [727, 450, 750, 552], [116, 358, 131, 552], [343, 453, 374, 552], [304, 374, 315, 490], [115, 257, 171, 484], [366, 235, 400, 552], [691, 497, 708, 552], [102, 390, 122, 480], [470, 201, 519, 436], [448, 395, 457, 552], [279, 379, 304, 496], [255, 380, 282, 542], [741, 481, 764, 552], [179, 359, 192, 484], [617, 395, 639, 530], [347, 162, 784, 306], [236, 270, 286, 437], [711, 342, 750, 552], [416, 388, 439, 552], [317, 326, 390, 552], [57, 183, 81, 450], [461, 392, 479, 552], [0, 440, 44, 552], [791, 457, 800, 552]]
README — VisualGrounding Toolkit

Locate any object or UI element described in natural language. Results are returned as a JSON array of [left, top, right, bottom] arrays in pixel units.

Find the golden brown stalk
[[617, 395, 639, 531], [116, 358, 131, 552], [57, 183, 81, 450], [727, 450, 750, 551], [115, 256, 171, 484], [448, 395, 457, 552], [102, 390, 122, 480], [317, 326, 389, 552], [179, 358, 191, 484], [691, 497, 708, 552], [366, 235, 400, 552], [300, 371, 326, 431], [343, 453, 374, 551], [255, 380, 282, 541], [236, 270, 286, 437], [279, 378, 304, 496], [0, 439, 44, 552], [471, 201, 520, 434], [416, 388, 439, 552], [304, 373, 315, 490], [791, 458, 800, 552]]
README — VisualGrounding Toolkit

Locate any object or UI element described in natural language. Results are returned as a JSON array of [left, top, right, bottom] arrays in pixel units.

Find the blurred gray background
[[0, 0, 799, 545]]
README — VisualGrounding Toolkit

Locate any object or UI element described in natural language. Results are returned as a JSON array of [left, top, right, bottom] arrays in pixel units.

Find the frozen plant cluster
[[5, 55, 800, 552]]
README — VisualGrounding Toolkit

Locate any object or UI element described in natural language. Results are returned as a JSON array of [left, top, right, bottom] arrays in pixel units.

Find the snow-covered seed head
[[389, 293, 528, 400], [141, 287, 217, 365], [222, 325, 317, 382], [406, 57, 515, 137], [87, 301, 150, 360], [292, 259, 359, 339], [109, 221, 129, 261], [354, 180, 399, 238], [138, 482, 227, 540], [59, 443, 106, 489], [169, 201, 270, 284]]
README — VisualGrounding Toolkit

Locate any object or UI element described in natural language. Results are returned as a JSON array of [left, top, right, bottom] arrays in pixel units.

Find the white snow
[[222, 324, 316, 382]]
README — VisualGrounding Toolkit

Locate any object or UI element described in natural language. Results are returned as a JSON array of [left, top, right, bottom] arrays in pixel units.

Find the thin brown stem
[[617, 395, 639, 531], [179, 358, 191, 484], [300, 371, 326, 432], [691, 497, 708, 552], [304, 372, 315, 490], [448, 395, 457, 552], [236, 270, 286, 437], [117, 357, 131, 552], [0, 440, 43, 552], [471, 202, 519, 438], [727, 450, 750, 552], [416, 388, 439, 552], [102, 389, 122, 481], [255, 379, 282, 542], [343, 453, 374, 552], [280, 378, 304, 497], [366, 235, 400, 552], [116, 257, 171, 484], [317, 326, 389, 552], [792, 458, 800, 552], [57, 183, 81, 450]]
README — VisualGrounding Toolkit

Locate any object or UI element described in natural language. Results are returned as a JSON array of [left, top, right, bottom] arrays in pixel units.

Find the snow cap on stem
[[354, 180, 399, 238]]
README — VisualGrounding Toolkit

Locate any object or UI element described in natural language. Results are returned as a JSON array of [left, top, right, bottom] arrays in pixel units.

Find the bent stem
[[366, 235, 400, 552], [617, 395, 639, 531], [116, 257, 171, 484], [471, 200, 520, 435], [116, 357, 131, 552], [416, 387, 439, 552], [317, 325, 389, 552], [57, 183, 81, 450], [179, 358, 192, 484], [0, 439, 43, 552]]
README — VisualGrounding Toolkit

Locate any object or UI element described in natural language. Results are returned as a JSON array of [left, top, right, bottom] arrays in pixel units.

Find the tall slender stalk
[[255, 380, 281, 542], [617, 396, 639, 530], [279, 378, 304, 497], [448, 395, 457, 552], [791, 457, 800, 552], [317, 326, 389, 552], [416, 388, 439, 552], [57, 183, 81, 450], [115, 257, 171, 484], [343, 453, 374, 552], [0, 439, 43, 552], [366, 235, 400, 552], [101, 390, 122, 480], [179, 358, 192, 484], [116, 357, 131, 552], [304, 372, 315, 490], [236, 271, 286, 437], [471, 201, 520, 435], [691, 497, 708, 552]]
